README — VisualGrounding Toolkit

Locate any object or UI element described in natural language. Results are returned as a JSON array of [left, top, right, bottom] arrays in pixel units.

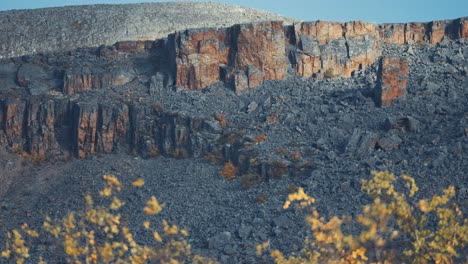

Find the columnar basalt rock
[[379, 18, 468, 45], [172, 28, 231, 90], [378, 24, 406, 45], [73, 103, 99, 159], [63, 66, 136, 96], [290, 20, 381, 79], [229, 21, 287, 92], [0, 99, 26, 152], [63, 68, 113, 96], [25, 99, 57, 159], [96, 102, 130, 154], [172, 21, 287, 92], [374, 57, 409, 107], [461, 18, 468, 38]]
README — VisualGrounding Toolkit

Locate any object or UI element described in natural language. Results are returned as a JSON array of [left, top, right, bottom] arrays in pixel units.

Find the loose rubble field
[[0, 39, 467, 263]]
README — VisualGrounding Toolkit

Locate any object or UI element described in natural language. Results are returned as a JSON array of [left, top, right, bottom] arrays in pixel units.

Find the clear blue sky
[[0, 0, 466, 23]]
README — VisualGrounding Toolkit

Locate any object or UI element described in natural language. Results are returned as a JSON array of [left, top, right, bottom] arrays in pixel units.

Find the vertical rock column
[[374, 57, 409, 107], [171, 21, 288, 92], [229, 21, 288, 92], [291, 20, 381, 79], [0, 99, 26, 153], [73, 103, 98, 159], [172, 28, 231, 90]]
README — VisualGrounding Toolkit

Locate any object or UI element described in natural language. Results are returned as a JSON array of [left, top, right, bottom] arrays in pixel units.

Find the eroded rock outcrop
[[172, 17, 467, 91], [374, 57, 409, 107], [379, 17, 468, 45], [171, 21, 287, 92], [290, 20, 381, 79]]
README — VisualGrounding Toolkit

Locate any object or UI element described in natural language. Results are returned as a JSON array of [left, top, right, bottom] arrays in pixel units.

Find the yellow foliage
[[283, 187, 315, 209], [2, 171, 466, 264], [264, 171, 467, 264], [144, 196, 163, 215], [132, 178, 145, 187], [1, 174, 216, 264]]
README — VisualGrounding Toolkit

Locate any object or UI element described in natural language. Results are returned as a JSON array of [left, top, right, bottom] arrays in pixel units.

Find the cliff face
[[0, 16, 467, 174], [379, 18, 468, 45], [171, 21, 288, 92], [171, 17, 467, 92]]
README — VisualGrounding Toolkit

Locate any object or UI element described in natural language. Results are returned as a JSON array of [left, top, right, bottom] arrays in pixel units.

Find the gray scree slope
[[0, 2, 296, 58]]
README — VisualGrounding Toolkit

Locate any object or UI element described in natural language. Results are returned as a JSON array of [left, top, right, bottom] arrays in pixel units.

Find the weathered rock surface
[[172, 17, 466, 91], [172, 21, 287, 91], [379, 17, 468, 45], [290, 21, 381, 79], [374, 57, 409, 107]]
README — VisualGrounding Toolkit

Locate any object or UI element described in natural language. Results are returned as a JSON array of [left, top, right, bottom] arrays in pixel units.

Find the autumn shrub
[[253, 134, 268, 143], [220, 161, 238, 180], [258, 171, 468, 263], [1, 175, 216, 264], [2, 171, 466, 264], [215, 113, 227, 129], [277, 148, 286, 155]]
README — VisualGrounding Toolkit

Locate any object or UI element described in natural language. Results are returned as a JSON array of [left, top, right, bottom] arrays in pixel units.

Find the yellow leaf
[[100, 188, 112, 197], [153, 231, 162, 242], [132, 178, 145, 187], [110, 197, 125, 210], [144, 196, 162, 215]]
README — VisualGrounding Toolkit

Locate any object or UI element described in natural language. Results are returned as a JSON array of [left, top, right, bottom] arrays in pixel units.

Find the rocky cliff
[[0, 3, 296, 59], [0, 10, 467, 178], [171, 17, 467, 92]]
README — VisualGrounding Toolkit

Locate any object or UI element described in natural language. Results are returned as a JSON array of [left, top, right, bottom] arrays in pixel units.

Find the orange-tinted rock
[[232, 21, 287, 86], [343, 21, 381, 76], [25, 99, 57, 159], [73, 103, 98, 159], [374, 57, 409, 107], [292, 20, 380, 78], [63, 67, 113, 96], [294, 53, 321, 78], [173, 28, 230, 90], [380, 18, 467, 46], [96, 103, 130, 154], [379, 24, 406, 45], [405, 23, 428, 44], [63, 67, 135, 96], [460, 18, 468, 38], [114, 40, 153, 52], [172, 21, 287, 91], [0, 99, 26, 152], [430, 20, 450, 45]]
